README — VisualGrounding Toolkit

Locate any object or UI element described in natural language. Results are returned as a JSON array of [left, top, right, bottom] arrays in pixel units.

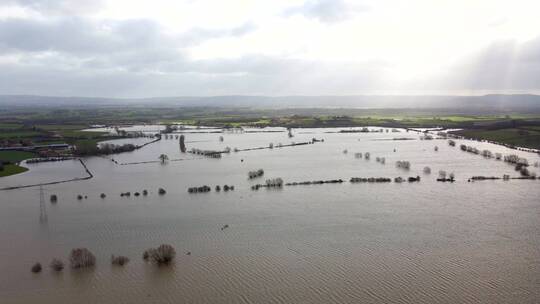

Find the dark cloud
[[0, 18, 164, 55], [284, 0, 369, 23], [439, 37, 540, 91], [0, 17, 255, 62], [0, 54, 384, 97]]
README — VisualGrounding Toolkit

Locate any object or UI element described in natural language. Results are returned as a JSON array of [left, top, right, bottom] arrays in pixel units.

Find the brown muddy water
[[1, 127, 539, 303]]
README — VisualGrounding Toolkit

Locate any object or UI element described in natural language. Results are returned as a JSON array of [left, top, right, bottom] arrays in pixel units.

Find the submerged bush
[[69, 248, 96, 269], [50, 258, 64, 272], [31, 262, 42, 273], [111, 255, 130, 266], [396, 160, 411, 170], [144, 244, 176, 265], [248, 169, 265, 179]]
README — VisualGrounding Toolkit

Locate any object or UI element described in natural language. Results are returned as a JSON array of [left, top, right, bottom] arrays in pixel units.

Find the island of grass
[[0, 164, 28, 177], [0, 151, 36, 177]]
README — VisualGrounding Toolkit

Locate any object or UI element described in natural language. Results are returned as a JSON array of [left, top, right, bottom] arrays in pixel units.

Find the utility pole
[[39, 186, 47, 223]]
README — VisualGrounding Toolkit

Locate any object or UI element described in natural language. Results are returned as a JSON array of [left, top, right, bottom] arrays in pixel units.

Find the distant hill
[[1, 94, 540, 111]]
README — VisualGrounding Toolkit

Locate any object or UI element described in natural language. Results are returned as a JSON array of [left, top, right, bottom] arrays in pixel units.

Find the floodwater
[[1, 127, 539, 304]]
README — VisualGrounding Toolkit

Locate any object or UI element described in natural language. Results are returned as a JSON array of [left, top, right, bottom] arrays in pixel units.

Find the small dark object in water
[[241, 159, 244, 162], [77, 195, 83, 200], [100, 193, 106, 199], [134, 192, 140, 196], [186, 252, 191, 255], [84, 196, 87, 199], [50, 195, 58, 203], [143, 250, 150, 261], [215, 185, 221, 192], [31, 262, 42, 273], [158, 188, 166, 195], [221, 224, 229, 230], [142, 190, 148, 196]]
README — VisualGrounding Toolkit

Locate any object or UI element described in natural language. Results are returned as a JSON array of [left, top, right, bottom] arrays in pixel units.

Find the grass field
[[0, 131, 41, 139], [0, 164, 28, 177], [453, 128, 540, 149], [0, 151, 37, 162]]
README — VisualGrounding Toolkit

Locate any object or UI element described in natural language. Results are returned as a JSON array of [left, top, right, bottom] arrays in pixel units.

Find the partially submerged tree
[[144, 244, 176, 265], [111, 255, 130, 266], [50, 258, 64, 272], [158, 154, 169, 164], [179, 135, 186, 153], [69, 248, 96, 269]]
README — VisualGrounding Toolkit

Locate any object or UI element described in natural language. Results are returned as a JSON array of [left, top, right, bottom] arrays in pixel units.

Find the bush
[[111, 255, 130, 266], [69, 248, 96, 269], [144, 244, 176, 265], [31, 262, 42, 273], [50, 195, 58, 203], [158, 188, 166, 195], [50, 258, 64, 271]]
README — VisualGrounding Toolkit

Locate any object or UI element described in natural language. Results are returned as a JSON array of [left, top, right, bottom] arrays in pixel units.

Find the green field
[[0, 151, 37, 162], [453, 128, 540, 149], [0, 164, 28, 177], [0, 131, 41, 139]]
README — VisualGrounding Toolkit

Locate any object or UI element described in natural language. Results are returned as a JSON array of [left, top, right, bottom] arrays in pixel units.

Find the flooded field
[[1, 126, 539, 304]]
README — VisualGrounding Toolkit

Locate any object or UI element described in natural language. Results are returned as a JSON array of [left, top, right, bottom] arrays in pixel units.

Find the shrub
[[111, 255, 130, 266], [50, 258, 64, 271], [69, 248, 96, 269], [31, 262, 42, 273], [144, 244, 176, 265], [50, 195, 58, 203], [396, 160, 411, 170], [143, 250, 150, 261], [100, 193, 106, 199], [158, 188, 166, 195]]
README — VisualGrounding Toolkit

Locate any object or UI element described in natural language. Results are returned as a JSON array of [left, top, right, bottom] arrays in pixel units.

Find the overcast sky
[[0, 0, 539, 97]]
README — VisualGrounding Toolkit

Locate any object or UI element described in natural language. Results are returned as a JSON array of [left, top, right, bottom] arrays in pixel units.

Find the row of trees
[[32, 244, 178, 273]]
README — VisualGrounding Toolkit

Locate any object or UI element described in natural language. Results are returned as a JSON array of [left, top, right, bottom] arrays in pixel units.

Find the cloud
[[284, 0, 369, 23], [0, 53, 385, 97], [0, 18, 165, 55], [0, 17, 255, 56], [0, 0, 104, 15], [436, 36, 540, 91]]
